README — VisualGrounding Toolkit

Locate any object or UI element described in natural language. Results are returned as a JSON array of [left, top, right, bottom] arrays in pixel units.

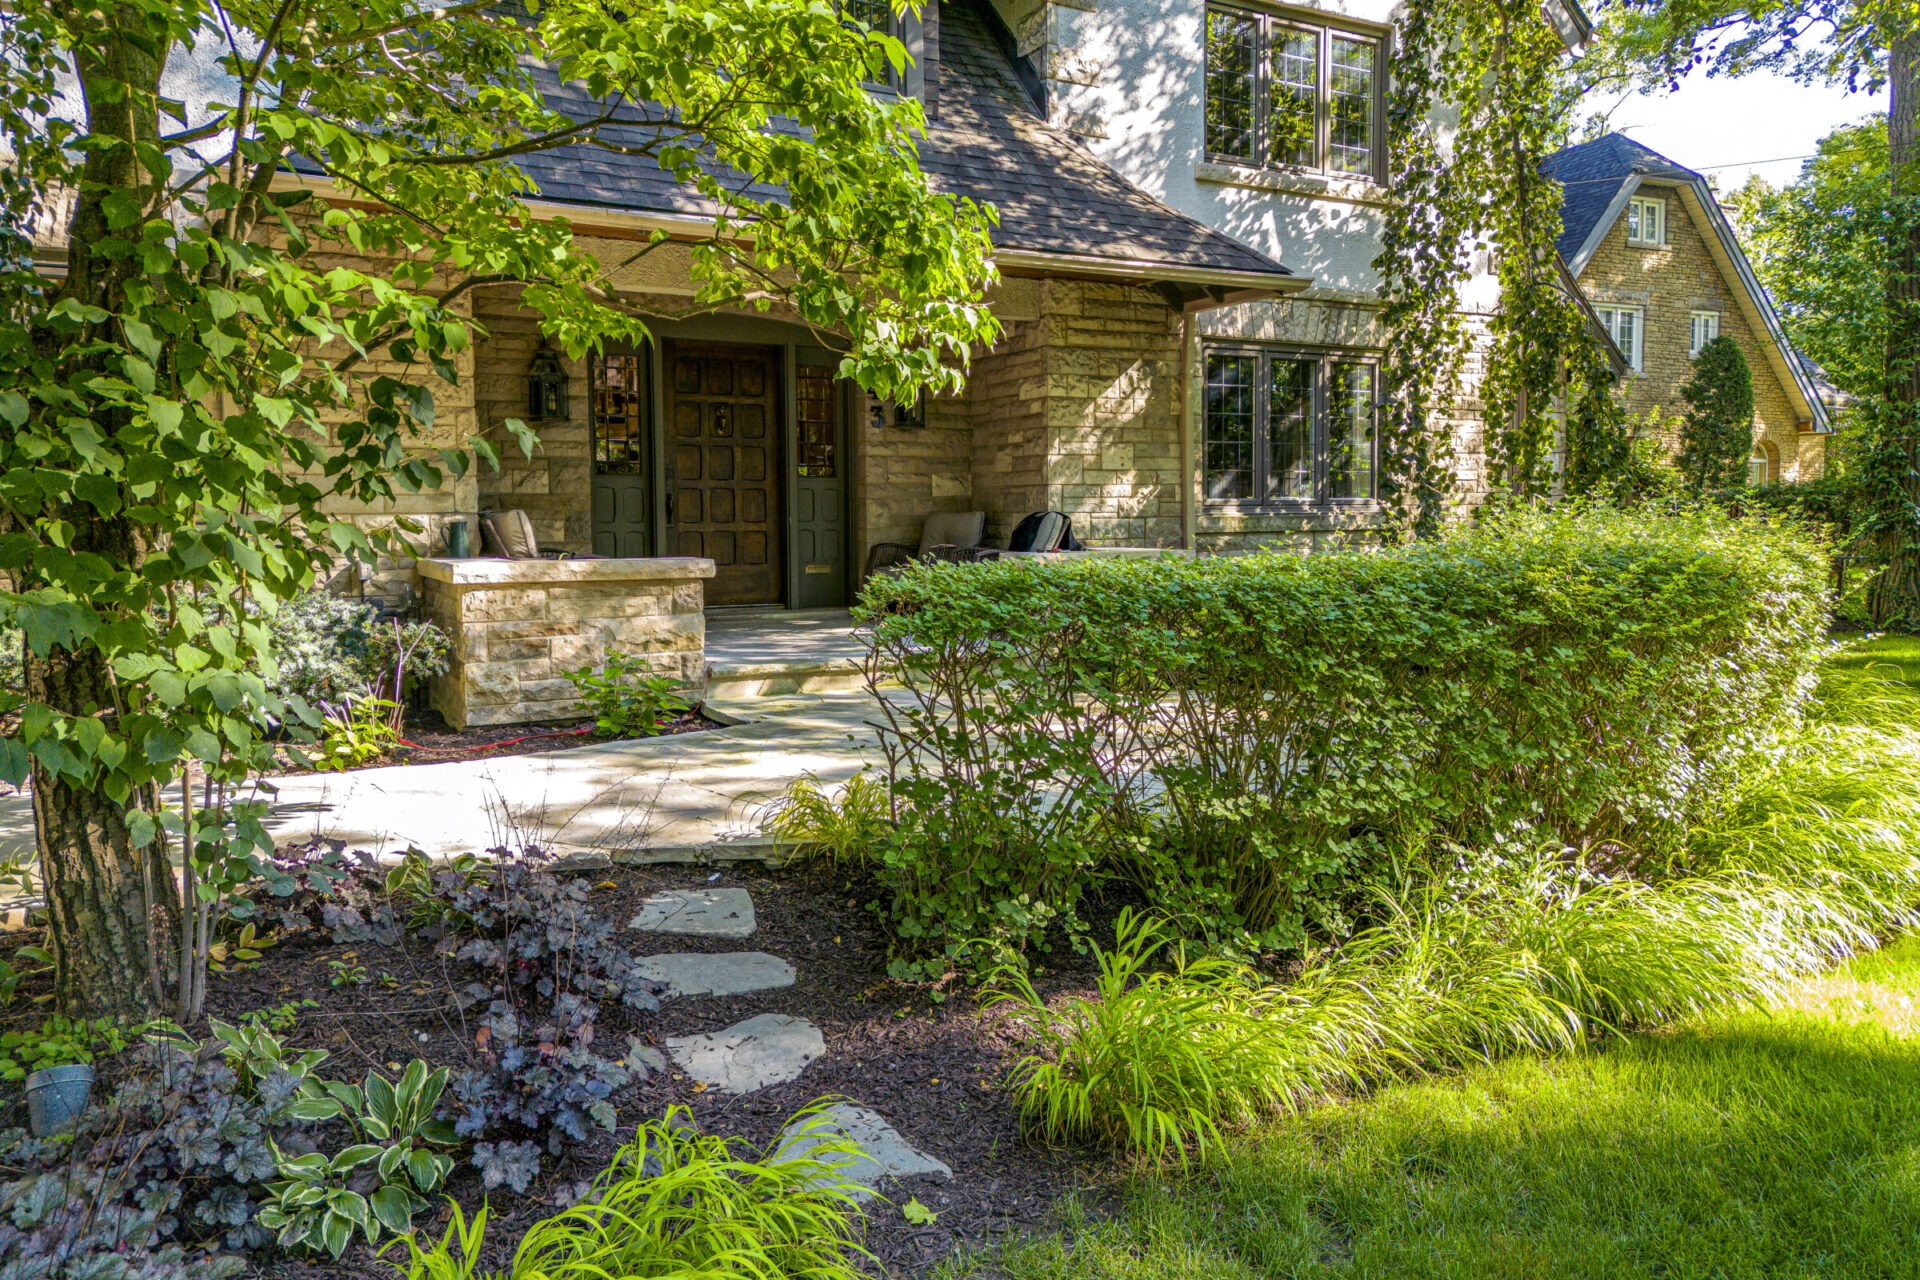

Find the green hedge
[[855, 506, 1831, 968]]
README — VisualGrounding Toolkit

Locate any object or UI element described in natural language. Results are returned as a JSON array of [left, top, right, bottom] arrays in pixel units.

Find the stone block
[[459, 587, 548, 622]]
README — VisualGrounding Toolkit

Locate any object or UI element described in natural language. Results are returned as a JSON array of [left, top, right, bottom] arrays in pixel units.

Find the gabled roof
[[1543, 132, 1831, 431], [511, 0, 1299, 290]]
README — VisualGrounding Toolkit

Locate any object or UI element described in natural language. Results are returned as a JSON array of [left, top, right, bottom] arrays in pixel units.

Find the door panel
[[664, 341, 782, 605], [590, 351, 651, 558], [793, 360, 849, 608]]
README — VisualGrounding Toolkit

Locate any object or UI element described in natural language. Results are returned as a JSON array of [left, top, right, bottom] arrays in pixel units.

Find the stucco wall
[[1578, 181, 1823, 482]]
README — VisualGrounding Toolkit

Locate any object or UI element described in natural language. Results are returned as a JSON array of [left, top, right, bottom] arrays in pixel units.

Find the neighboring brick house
[[1543, 133, 1832, 483]]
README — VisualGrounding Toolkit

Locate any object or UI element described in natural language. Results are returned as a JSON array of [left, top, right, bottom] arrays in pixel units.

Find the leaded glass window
[[592, 351, 648, 476], [1203, 348, 1378, 506], [797, 364, 837, 477], [1204, 353, 1257, 500], [1203, 8, 1381, 181]]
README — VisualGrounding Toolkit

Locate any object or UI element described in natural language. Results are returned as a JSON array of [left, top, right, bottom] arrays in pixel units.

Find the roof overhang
[[274, 174, 1311, 305], [1561, 167, 1831, 432], [993, 246, 1309, 302], [1541, 0, 1594, 51]]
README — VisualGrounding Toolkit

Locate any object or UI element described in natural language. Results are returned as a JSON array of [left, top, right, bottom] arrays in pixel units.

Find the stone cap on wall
[[417, 556, 717, 586]]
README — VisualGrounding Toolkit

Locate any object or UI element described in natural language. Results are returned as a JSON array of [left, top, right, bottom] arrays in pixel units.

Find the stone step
[[629, 887, 756, 939], [777, 1103, 952, 1199], [635, 951, 796, 998], [665, 1013, 824, 1094]]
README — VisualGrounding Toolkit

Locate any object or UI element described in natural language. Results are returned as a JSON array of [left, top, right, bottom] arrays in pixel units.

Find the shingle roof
[[507, 0, 1293, 279], [1540, 132, 1694, 266], [1542, 131, 1831, 431]]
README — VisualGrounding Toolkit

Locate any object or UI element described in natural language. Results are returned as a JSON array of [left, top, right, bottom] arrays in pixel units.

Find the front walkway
[[0, 612, 891, 866]]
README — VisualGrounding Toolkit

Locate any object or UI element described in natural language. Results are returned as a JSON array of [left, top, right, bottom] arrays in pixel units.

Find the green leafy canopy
[[2, 0, 995, 1014]]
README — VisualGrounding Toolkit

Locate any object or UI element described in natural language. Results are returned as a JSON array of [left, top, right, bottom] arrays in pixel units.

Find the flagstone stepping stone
[[665, 1014, 823, 1094], [777, 1103, 952, 1198], [634, 951, 796, 998], [629, 888, 755, 939]]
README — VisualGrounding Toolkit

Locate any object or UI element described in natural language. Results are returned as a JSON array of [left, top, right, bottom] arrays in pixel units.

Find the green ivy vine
[[1378, 0, 1626, 532]]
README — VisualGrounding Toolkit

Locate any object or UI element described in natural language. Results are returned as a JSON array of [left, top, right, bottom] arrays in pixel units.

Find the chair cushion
[[481, 509, 540, 559], [919, 510, 986, 556], [1009, 511, 1069, 553]]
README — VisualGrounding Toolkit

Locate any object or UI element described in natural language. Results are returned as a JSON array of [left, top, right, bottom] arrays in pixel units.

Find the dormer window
[[1204, 6, 1384, 182], [1626, 194, 1665, 247]]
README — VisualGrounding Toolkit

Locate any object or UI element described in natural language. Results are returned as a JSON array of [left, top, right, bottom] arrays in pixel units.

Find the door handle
[[666, 493, 675, 524]]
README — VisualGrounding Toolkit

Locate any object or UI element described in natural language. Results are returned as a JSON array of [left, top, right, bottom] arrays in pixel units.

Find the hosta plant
[[258, 1140, 427, 1259], [300, 1059, 460, 1193]]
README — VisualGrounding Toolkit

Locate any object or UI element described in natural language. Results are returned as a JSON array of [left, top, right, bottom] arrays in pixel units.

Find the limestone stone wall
[[960, 278, 1185, 551], [1578, 182, 1824, 481], [472, 287, 595, 554], [419, 557, 713, 728]]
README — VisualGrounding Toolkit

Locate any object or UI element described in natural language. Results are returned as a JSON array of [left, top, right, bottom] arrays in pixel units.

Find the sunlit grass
[[989, 934, 1920, 1280], [1825, 634, 1920, 690]]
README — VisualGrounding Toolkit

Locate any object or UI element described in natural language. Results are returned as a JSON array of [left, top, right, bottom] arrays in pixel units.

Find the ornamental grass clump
[[506, 1104, 872, 1280], [997, 663, 1920, 1160]]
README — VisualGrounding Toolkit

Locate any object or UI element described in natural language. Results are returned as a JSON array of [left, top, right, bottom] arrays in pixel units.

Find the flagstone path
[[630, 881, 950, 1196]]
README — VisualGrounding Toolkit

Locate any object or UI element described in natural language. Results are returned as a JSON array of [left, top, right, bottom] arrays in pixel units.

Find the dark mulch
[[263, 704, 726, 775], [2, 859, 1118, 1278]]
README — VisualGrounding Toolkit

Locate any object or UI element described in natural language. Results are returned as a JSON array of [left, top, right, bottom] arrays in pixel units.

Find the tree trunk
[[26, 12, 179, 1018], [28, 645, 176, 1018], [1870, 26, 1920, 626]]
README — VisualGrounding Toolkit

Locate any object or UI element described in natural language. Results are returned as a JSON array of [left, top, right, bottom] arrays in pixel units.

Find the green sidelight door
[[590, 349, 651, 557], [792, 357, 848, 608]]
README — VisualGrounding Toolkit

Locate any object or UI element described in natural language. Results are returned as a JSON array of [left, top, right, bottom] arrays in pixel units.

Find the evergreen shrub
[[856, 505, 1830, 962]]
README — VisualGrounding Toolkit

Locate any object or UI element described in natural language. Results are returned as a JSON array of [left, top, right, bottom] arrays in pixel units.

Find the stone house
[[1542, 133, 1832, 483]]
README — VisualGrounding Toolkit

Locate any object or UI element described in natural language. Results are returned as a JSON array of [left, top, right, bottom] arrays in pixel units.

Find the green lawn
[[992, 927, 1920, 1280], [1827, 634, 1920, 690]]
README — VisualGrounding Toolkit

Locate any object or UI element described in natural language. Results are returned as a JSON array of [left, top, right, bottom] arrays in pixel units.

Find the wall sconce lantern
[[527, 344, 569, 421]]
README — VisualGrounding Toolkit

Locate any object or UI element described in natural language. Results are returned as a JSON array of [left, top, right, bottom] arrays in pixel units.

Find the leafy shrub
[[563, 651, 691, 737], [506, 1104, 871, 1280], [1677, 334, 1756, 493], [426, 861, 664, 1157], [998, 660, 1920, 1159], [859, 505, 1830, 962], [0, 1014, 133, 1080], [314, 695, 403, 770], [766, 770, 890, 863], [264, 592, 450, 719]]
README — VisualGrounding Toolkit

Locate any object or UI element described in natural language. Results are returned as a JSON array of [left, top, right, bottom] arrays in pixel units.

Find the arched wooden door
[[663, 341, 782, 605]]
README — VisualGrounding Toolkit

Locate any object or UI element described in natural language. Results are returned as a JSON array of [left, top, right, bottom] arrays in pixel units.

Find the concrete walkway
[[0, 686, 892, 864]]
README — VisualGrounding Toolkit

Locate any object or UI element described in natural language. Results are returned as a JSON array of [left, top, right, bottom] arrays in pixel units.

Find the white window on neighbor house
[[1689, 311, 1720, 358], [1626, 195, 1666, 247], [1749, 450, 1771, 485], [1595, 305, 1644, 372]]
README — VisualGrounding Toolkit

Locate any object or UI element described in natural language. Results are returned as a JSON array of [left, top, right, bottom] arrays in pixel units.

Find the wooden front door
[[665, 341, 782, 605]]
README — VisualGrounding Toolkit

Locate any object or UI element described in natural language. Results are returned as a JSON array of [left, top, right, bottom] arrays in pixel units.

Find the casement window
[[1204, 6, 1384, 181], [1594, 305, 1644, 373], [1203, 349, 1377, 505], [843, 0, 903, 88], [1689, 311, 1720, 359], [1626, 195, 1665, 247]]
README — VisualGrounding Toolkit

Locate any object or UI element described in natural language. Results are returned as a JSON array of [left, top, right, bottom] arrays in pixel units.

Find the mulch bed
[[0, 859, 1120, 1277]]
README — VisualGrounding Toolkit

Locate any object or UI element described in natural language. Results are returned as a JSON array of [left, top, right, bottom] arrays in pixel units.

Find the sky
[[1579, 67, 1886, 193]]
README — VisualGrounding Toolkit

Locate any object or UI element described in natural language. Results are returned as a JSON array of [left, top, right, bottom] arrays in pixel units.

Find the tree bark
[[1870, 25, 1920, 626], [28, 10, 179, 1018]]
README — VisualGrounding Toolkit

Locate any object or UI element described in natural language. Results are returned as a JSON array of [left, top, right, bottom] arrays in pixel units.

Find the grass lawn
[[1827, 633, 1920, 690], [991, 923, 1920, 1280]]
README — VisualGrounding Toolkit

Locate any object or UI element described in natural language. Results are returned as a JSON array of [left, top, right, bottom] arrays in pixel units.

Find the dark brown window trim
[[1202, 3, 1391, 187], [1201, 341, 1383, 511]]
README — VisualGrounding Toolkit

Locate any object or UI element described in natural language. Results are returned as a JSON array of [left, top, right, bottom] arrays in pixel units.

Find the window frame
[[1594, 304, 1644, 373], [1202, 4, 1389, 184], [1626, 194, 1666, 247], [1201, 343, 1381, 510], [1689, 310, 1720, 359]]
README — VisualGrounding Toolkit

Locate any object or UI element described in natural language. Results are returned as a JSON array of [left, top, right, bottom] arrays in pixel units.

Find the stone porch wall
[[419, 557, 713, 728], [473, 286, 596, 553]]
